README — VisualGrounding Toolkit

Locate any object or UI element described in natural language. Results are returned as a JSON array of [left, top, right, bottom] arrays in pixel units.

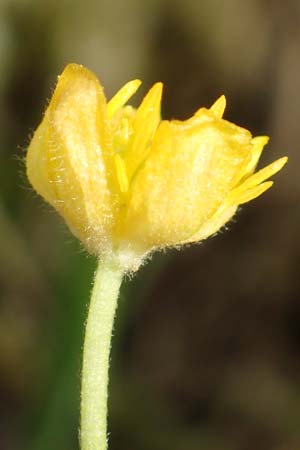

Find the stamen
[[114, 154, 129, 193], [234, 156, 288, 193], [210, 95, 226, 118], [244, 136, 269, 175], [107, 79, 141, 119], [125, 82, 163, 179], [232, 181, 273, 205]]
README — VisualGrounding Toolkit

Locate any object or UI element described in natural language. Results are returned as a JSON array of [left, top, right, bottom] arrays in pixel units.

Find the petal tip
[[59, 63, 96, 80]]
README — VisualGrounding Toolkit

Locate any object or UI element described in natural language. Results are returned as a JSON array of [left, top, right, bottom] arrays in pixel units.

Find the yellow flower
[[26, 64, 287, 271]]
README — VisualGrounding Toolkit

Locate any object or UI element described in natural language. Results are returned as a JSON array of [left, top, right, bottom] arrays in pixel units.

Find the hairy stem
[[80, 255, 123, 450]]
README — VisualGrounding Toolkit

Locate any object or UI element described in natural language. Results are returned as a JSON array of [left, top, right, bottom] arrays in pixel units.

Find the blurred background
[[0, 0, 299, 449]]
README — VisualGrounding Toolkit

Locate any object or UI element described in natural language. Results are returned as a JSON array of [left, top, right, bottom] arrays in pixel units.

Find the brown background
[[0, 1, 299, 449]]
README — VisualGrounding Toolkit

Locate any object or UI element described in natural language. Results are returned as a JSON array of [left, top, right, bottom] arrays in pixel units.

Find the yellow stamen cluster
[[26, 64, 287, 271]]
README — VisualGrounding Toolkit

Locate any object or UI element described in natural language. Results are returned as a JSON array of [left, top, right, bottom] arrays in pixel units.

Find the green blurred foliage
[[0, 0, 299, 449]]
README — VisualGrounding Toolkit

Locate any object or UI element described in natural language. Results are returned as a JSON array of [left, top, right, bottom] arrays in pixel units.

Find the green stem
[[80, 255, 124, 450]]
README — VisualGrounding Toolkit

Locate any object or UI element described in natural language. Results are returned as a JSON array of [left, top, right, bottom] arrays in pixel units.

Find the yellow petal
[[27, 63, 114, 254], [182, 204, 238, 244], [125, 82, 163, 180], [123, 115, 252, 248], [107, 79, 141, 119], [26, 116, 56, 205]]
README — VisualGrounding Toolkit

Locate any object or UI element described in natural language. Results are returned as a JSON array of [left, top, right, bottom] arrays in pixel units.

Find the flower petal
[[123, 115, 252, 248], [182, 204, 238, 244], [27, 63, 114, 253]]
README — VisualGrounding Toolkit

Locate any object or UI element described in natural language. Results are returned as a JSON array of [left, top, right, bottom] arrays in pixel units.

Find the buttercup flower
[[27, 63, 287, 271]]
